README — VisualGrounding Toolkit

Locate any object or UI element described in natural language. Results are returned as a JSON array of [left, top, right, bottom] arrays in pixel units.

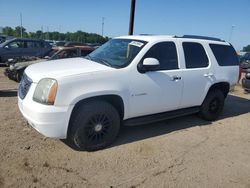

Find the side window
[[143, 42, 178, 70], [27, 41, 34, 48], [39, 41, 45, 48], [183, 42, 209, 68], [209, 44, 239, 66], [7, 41, 23, 49]]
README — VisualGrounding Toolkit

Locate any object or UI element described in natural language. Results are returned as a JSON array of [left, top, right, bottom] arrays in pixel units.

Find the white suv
[[18, 35, 239, 151]]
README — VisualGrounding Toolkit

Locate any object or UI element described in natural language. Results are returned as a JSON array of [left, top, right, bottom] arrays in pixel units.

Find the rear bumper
[[242, 78, 250, 91]]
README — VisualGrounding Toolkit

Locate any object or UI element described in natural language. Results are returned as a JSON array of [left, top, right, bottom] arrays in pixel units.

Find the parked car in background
[[242, 68, 250, 92], [0, 36, 6, 44], [240, 52, 250, 71], [55, 41, 66, 47], [0, 35, 14, 44], [0, 38, 51, 64], [4, 46, 95, 82]]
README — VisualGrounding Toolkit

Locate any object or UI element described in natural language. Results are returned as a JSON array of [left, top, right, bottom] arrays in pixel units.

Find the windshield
[[0, 41, 8, 47], [87, 39, 146, 68]]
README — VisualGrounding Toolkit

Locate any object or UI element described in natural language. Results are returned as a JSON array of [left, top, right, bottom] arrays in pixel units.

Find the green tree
[[2, 26, 108, 44], [2, 26, 14, 36], [243, 45, 250, 52]]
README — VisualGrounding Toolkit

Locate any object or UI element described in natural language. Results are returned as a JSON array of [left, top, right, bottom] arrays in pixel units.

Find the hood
[[25, 57, 112, 83]]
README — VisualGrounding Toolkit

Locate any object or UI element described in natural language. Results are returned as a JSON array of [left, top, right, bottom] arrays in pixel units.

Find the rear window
[[209, 44, 239, 66]]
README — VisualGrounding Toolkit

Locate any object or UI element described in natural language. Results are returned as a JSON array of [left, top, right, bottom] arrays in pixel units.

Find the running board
[[124, 107, 200, 126]]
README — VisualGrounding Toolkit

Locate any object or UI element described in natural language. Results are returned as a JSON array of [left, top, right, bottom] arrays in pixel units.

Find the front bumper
[[242, 78, 250, 91], [18, 84, 73, 139]]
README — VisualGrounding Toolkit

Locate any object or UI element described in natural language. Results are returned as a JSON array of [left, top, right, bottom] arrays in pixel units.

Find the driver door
[[129, 41, 183, 118]]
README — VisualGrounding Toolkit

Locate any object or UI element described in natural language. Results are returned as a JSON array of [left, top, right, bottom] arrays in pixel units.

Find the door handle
[[171, 75, 181, 81], [204, 73, 214, 77]]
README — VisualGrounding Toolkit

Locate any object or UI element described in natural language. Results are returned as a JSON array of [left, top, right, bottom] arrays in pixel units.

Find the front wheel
[[68, 100, 120, 151], [199, 90, 225, 121]]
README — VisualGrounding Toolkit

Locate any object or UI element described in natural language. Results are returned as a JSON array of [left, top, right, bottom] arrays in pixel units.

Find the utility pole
[[20, 13, 23, 38], [129, 0, 136, 35], [102, 17, 105, 37], [47, 26, 49, 40], [229, 25, 235, 42], [41, 25, 44, 39]]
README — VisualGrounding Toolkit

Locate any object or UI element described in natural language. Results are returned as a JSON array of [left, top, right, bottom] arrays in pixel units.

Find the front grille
[[18, 73, 32, 99]]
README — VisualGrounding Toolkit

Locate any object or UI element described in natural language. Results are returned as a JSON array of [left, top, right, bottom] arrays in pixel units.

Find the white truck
[[18, 35, 239, 151]]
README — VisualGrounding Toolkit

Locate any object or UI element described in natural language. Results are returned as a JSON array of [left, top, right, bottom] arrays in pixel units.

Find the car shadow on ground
[[62, 94, 250, 151], [0, 89, 17, 97]]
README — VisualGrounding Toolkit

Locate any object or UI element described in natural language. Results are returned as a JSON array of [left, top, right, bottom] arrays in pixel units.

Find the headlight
[[33, 78, 58, 105]]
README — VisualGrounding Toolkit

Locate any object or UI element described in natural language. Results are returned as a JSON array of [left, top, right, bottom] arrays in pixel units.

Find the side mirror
[[4, 45, 9, 49], [138, 58, 160, 73]]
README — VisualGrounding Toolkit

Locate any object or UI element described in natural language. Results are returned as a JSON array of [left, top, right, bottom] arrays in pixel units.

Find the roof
[[116, 35, 174, 42], [115, 35, 228, 44]]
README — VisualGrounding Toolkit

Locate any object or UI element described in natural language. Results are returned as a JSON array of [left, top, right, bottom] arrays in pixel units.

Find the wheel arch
[[206, 82, 230, 98], [67, 94, 125, 137]]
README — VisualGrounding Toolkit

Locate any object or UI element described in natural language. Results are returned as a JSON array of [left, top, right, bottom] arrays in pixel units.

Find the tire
[[199, 90, 225, 121], [68, 100, 120, 151]]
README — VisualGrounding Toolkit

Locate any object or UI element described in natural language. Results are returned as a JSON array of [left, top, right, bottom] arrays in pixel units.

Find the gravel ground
[[0, 67, 250, 188]]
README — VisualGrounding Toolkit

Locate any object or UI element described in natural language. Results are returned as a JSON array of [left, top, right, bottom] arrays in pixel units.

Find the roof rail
[[139, 34, 154, 36], [175, 35, 224, 42]]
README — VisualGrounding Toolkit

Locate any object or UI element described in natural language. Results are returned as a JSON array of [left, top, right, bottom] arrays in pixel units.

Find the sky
[[0, 0, 249, 50]]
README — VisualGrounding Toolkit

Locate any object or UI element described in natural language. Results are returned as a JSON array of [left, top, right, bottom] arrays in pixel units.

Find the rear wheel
[[199, 90, 225, 121], [69, 100, 120, 151]]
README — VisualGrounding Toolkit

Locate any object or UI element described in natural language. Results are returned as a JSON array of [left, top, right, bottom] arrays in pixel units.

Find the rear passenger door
[[179, 42, 214, 108]]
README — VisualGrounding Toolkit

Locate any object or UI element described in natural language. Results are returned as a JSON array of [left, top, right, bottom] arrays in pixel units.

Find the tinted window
[[183, 42, 209, 68], [144, 42, 178, 70], [26, 41, 35, 48], [209, 44, 239, 66]]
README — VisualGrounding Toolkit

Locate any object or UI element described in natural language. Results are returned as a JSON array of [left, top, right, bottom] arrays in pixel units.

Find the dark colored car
[[242, 68, 250, 92], [0, 38, 52, 63], [4, 46, 95, 82], [0, 36, 6, 44], [240, 52, 250, 71]]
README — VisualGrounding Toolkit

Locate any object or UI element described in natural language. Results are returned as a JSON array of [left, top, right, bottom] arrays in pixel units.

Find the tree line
[[2, 26, 109, 44], [243, 45, 250, 52]]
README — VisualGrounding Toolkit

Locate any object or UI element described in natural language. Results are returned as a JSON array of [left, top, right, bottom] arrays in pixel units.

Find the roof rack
[[139, 34, 154, 36], [175, 35, 224, 42]]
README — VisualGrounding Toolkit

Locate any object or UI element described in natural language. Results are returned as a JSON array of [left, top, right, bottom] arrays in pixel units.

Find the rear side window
[[210, 44, 239, 66], [183, 42, 209, 68], [143, 42, 178, 70]]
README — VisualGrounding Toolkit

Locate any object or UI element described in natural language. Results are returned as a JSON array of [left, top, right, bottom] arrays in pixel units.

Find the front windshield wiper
[[84, 55, 92, 60], [93, 58, 112, 67]]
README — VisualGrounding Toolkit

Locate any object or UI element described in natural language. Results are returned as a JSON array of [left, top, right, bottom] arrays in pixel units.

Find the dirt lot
[[0, 67, 250, 188]]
